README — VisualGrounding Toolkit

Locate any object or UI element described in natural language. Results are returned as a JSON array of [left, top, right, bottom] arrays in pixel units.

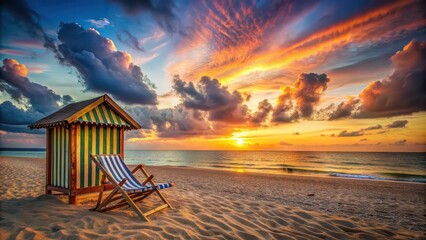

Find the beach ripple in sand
[[0, 157, 425, 240]]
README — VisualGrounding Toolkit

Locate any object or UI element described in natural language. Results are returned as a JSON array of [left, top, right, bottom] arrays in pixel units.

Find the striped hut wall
[[76, 103, 129, 127], [76, 125, 122, 189], [50, 126, 70, 188]]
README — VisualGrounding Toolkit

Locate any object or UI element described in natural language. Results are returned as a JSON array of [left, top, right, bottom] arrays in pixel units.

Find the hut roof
[[29, 95, 141, 130]]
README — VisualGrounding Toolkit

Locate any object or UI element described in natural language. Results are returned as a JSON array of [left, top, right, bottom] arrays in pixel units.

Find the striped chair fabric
[[96, 155, 173, 193]]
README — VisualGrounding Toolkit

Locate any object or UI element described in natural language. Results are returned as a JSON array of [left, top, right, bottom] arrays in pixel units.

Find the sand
[[0, 156, 425, 239]]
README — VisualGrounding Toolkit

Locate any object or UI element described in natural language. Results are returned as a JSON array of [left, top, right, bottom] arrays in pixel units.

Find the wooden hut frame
[[29, 95, 141, 204]]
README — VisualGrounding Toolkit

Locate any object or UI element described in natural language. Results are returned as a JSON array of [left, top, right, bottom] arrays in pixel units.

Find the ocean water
[[1, 150, 425, 183]]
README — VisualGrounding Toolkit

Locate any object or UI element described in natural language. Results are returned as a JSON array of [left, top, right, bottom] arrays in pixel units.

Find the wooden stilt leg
[[69, 195, 76, 204]]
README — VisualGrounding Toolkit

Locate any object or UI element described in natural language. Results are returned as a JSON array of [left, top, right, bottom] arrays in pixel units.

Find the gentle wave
[[3, 150, 426, 183], [329, 173, 426, 183]]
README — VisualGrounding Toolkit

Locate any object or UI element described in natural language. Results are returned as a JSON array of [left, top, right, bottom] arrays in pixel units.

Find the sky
[[0, 0, 425, 151]]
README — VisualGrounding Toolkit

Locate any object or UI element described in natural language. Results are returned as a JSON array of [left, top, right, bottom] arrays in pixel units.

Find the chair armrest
[[142, 175, 154, 185], [131, 164, 145, 174]]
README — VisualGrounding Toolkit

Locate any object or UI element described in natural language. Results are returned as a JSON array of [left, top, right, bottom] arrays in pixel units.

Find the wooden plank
[[45, 128, 52, 194], [120, 128, 124, 158], [47, 185, 71, 194], [144, 204, 168, 217], [74, 184, 114, 194]]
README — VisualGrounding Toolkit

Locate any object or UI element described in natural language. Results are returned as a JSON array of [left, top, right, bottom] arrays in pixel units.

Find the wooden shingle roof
[[29, 95, 141, 130]]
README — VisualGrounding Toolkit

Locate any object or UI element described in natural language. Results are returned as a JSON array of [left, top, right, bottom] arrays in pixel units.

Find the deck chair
[[90, 154, 174, 222]]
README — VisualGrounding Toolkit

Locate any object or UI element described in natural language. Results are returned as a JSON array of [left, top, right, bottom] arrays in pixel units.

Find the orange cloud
[[168, 0, 425, 93]]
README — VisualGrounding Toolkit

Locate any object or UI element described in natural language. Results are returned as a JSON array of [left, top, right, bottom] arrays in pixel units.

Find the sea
[[1, 149, 425, 183]]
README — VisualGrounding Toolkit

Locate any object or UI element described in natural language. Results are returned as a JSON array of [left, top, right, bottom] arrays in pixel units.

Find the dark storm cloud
[[117, 30, 144, 52], [251, 99, 273, 125], [338, 130, 364, 137], [387, 120, 408, 129], [110, 0, 180, 33], [1, 0, 60, 57], [56, 22, 158, 105], [0, 58, 72, 114], [272, 73, 329, 123], [0, 101, 44, 125], [364, 125, 382, 131], [173, 76, 250, 123], [356, 41, 426, 118]]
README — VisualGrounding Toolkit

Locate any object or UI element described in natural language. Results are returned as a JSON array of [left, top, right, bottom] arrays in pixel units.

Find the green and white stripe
[[51, 127, 69, 188], [76, 103, 129, 127], [76, 125, 121, 188]]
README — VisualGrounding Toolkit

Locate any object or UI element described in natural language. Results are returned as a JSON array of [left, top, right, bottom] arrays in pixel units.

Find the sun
[[236, 138, 244, 145]]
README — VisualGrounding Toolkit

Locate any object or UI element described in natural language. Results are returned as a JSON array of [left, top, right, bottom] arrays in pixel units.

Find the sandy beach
[[0, 156, 425, 239]]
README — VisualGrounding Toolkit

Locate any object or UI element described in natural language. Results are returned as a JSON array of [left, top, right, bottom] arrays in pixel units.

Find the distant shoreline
[[1, 148, 425, 153]]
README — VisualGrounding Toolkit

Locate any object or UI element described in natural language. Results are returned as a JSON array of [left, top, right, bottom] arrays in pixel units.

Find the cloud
[[394, 139, 407, 145], [150, 105, 211, 138], [0, 59, 71, 134], [1, 0, 60, 58], [251, 99, 272, 125], [360, 139, 368, 141], [0, 101, 44, 125], [279, 141, 292, 146], [338, 130, 364, 137], [387, 120, 408, 129], [271, 86, 298, 123], [364, 125, 383, 131], [126, 104, 233, 138], [56, 22, 158, 105], [293, 132, 301, 135], [294, 73, 330, 117], [86, 18, 110, 28], [328, 97, 360, 120], [172, 76, 250, 123], [272, 73, 329, 122], [117, 30, 144, 52], [111, 0, 181, 33], [0, 58, 73, 114], [356, 41, 426, 117], [324, 41, 425, 120], [168, 0, 424, 92]]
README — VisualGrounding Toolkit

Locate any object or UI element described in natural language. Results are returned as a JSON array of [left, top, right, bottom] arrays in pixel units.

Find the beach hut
[[29, 94, 141, 204]]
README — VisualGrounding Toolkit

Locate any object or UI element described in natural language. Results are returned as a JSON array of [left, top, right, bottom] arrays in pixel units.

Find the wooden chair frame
[[89, 154, 174, 222]]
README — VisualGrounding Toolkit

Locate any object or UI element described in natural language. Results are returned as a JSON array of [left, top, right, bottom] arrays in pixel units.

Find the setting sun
[[236, 138, 244, 145]]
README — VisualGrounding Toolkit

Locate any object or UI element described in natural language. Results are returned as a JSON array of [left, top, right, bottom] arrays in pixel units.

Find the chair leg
[[118, 188, 150, 222], [138, 167, 174, 209], [155, 189, 174, 209], [91, 183, 105, 211], [95, 186, 120, 211]]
